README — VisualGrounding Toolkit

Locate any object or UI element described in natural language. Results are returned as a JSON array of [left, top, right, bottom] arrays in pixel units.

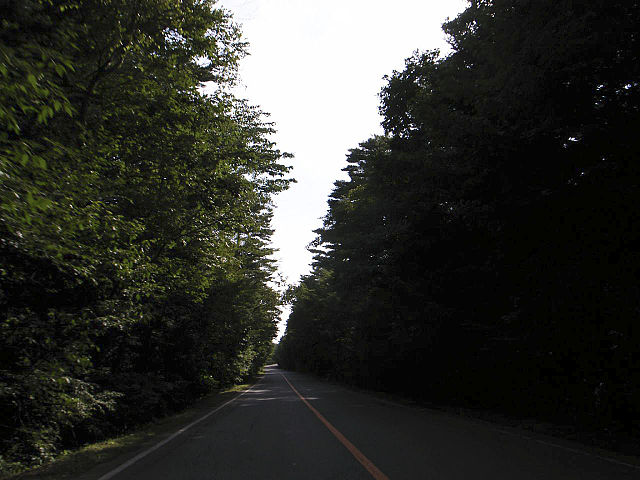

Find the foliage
[[279, 0, 640, 442], [0, 0, 290, 471]]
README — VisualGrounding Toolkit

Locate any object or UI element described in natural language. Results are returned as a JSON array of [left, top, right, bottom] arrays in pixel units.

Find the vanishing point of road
[[81, 366, 640, 479]]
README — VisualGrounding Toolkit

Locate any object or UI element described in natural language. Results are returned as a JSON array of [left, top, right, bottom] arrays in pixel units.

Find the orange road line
[[281, 373, 390, 480]]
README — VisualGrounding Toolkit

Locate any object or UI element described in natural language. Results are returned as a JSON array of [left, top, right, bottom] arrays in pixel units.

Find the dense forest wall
[[278, 0, 640, 443], [0, 0, 289, 472]]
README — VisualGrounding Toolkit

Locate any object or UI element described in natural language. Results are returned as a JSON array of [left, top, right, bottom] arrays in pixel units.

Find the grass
[[2, 377, 261, 480]]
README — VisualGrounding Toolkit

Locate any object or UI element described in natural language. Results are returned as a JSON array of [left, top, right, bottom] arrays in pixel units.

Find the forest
[[277, 0, 640, 447], [0, 0, 290, 472]]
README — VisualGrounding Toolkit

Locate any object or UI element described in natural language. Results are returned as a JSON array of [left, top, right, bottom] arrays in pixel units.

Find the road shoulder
[[3, 377, 262, 480], [292, 370, 640, 471]]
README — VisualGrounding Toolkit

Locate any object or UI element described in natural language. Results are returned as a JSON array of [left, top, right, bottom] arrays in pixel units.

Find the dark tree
[[278, 0, 640, 446]]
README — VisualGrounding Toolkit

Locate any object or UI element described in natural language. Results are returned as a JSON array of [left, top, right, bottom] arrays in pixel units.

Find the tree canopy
[[1, 0, 290, 471], [278, 0, 640, 446]]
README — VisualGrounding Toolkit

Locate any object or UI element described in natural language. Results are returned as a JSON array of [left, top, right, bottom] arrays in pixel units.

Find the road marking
[[493, 428, 640, 471], [96, 380, 262, 480], [369, 399, 640, 472], [281, 374, 390, 480]]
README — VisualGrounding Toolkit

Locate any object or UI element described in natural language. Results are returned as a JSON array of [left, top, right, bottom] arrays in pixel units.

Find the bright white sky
[[216, 0, 468, 338]]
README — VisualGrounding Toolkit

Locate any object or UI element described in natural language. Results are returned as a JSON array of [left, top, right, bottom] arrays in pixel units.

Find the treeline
[[0, 0, 289, 472], [278, 0, 640, 442]]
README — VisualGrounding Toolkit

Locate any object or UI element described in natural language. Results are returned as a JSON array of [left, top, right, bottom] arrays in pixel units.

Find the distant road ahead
[[89, 366, 640, 479]]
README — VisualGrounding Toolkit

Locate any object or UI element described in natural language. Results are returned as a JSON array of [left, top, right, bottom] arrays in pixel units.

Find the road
[[87, 366, 640, 479]]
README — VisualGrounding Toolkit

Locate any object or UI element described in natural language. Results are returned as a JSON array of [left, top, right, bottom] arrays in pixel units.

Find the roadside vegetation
[[0, 0, 289, 474], [1, 379, 258, 480], [277, 0, 640, 449]]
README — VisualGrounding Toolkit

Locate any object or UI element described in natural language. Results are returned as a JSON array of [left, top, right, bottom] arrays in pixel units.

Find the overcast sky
[[216, 0, 468, 338]]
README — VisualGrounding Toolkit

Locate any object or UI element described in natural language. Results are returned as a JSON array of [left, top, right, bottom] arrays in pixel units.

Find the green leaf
[[33, 155, 46, 169]]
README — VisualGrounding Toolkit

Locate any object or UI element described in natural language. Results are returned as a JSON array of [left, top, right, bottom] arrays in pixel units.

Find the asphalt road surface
[[88, 366, 640, 479]]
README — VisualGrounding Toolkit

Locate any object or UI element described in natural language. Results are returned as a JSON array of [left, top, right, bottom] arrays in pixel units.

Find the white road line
[[283, 375, 640, 472], [368, 397, 640, 471], [382, 400, 640, 472], [492, 427, 640, 471], [96, 379, 262, 480]]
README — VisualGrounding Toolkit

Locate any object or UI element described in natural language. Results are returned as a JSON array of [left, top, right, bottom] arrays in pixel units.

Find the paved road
[[91, 366, 640, 479]]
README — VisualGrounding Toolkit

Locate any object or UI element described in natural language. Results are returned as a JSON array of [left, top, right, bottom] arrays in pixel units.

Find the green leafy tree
[[1, 0, 290, 470]]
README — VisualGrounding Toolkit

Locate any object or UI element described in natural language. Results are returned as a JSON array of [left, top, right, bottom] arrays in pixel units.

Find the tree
[[1, 0, 291, 470], [280, 0, 640, 442]]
